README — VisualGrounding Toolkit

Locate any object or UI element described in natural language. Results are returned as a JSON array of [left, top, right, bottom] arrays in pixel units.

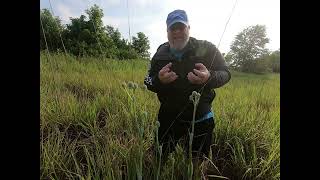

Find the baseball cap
[[166, 10, 189, 29]]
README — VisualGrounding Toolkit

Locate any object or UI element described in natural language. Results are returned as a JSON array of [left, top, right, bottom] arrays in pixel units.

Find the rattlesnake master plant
[[189, 91, 201, 106], [122, 81, 146, 91], [187, 91, 201, 180]]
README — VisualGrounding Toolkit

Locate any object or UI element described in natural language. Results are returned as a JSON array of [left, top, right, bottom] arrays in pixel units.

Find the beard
[[169, 36, 190, 51]]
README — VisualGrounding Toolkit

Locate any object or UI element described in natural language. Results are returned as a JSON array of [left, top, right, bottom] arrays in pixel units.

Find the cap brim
[[167, 20, 188, 29]]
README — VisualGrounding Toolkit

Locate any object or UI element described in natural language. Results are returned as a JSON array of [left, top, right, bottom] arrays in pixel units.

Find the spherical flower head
[[189, 91, 201, 104], [133, 83, 139, 89], [155, 121, 160, 128], [121, 82, 127, 88], [128, 81, 134, 89], [141, 84, 147, 90], [143, 111, 148, 118]]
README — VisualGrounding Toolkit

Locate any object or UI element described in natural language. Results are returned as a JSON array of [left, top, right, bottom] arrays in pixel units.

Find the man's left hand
[[187, 63, 210, 85]]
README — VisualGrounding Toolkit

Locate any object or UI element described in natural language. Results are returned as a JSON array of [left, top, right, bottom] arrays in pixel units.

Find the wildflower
[[189, 91, 201, 105], [121, 81, 127, 88], [141, 84, 147, 90], [142, 111, 148, 118], [133, 82, 139, 89], [155, 121, 160, 128], [128, 81, 134, 89]]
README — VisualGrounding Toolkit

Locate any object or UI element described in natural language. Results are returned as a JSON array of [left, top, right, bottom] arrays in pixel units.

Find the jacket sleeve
[[205, 45, 231, 89], [144, 52, 170, 93]]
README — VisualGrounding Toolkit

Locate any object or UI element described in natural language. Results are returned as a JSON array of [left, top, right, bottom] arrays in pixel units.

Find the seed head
[[189, 91, 201, 104], [133, 83, 139, 89], [141, 84, 147, 90], [155, 121, 160, 128], [121, 82, 127, 88], [142, 111, 148, 118], [128, 81, 134, 89]]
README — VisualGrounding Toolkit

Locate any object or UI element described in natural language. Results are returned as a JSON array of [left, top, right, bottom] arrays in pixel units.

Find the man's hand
[[158, 62, 178, 84], [187, 63, 211, 85]]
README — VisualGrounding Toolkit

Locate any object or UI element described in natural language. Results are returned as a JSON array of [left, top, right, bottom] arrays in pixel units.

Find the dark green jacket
[[144, 37, 231, 121]]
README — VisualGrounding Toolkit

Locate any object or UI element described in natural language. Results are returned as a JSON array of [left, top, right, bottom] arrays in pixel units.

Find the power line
[[199, 0, 238, 93], [126, 0, 131, 44], [48, 0, 68, 55], [40, 11, 51, 61]]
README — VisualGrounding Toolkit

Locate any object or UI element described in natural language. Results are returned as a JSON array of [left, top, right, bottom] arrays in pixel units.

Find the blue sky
[[40, 0, 280, 56]]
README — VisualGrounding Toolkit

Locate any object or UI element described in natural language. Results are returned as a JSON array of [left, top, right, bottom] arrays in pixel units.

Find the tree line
[[40, 5, 279, 73], [40, 4, 150, 60], [225, 25, 280, 73]]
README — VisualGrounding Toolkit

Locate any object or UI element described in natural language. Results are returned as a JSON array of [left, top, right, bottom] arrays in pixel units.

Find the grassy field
[[40, 52, 280, 180]]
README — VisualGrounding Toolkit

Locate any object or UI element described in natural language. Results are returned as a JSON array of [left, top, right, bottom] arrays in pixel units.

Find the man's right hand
[[158, 62, 178, 84]]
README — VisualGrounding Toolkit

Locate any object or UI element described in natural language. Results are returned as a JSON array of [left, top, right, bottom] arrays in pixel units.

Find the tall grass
[[40, 52, 280, 179]]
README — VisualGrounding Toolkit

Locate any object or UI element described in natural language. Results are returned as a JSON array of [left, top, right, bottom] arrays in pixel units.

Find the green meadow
[[40, 53, 280, 180]]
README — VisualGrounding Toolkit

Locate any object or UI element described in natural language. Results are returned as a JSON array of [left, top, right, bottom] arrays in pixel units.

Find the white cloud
[[143, 17, 168, 56], [56, 3, 76, 23], [103, 16, 127, 29], [134, 0, 155, 7], [105, 0, 121, 6], [141, 0, 241, 55], [102, 15, 152, 39], [42, 0, 280, 55], [98, 0, 122, 7], [153, 0, 280, 53]]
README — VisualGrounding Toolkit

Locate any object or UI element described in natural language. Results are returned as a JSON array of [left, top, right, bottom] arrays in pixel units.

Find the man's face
[[167, 22, 190, 51]]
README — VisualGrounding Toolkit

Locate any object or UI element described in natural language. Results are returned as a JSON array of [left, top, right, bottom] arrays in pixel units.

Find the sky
[[40, 0, 280, 57]]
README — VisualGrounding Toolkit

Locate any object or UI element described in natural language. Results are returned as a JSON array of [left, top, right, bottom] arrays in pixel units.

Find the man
[[144, 9, 231, 159]]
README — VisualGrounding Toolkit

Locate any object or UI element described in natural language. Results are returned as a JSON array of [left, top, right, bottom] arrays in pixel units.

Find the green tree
[[86, 4, 104, 33], [40, 9, 65, 52], [228, 25, 270, 73], [64, 15, 89, 56], [106, 25, 122, 48], [266, 49, 280, 73], [224, 52, 233, 67], [64, 5, 116, 58], [40, 4, 150, 60], [85, 4, 115, 58], [132, 32, 150, 59], [252, 53, 272, 74]]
